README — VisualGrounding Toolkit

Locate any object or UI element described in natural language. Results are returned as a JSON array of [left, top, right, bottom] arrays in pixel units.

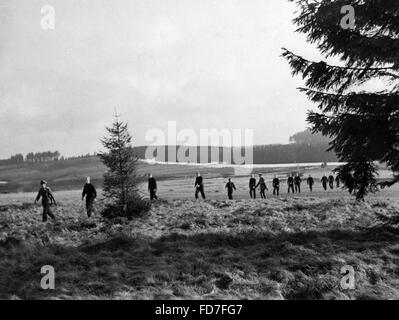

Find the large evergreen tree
[[99, 114, 149, 218], [283, 0, 399, 199]]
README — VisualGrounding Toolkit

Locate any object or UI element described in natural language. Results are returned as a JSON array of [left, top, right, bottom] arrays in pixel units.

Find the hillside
[[0, 156, 238, 193], [0, 135, 338, 193]]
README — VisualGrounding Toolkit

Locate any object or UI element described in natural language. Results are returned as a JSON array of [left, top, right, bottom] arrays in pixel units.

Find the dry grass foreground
[[1, 197, 399, 300]]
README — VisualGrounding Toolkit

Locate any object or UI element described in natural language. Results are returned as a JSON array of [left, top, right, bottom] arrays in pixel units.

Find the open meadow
[[1, 166, 399, 300]]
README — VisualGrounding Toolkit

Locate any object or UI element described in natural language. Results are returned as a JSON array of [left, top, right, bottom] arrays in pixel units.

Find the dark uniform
[[225, 181, 236, 200], [347, 173, 355, 194], [328, 175, 335, 189], [287, 176, 295, 193], [82, 183, 97, 217], [294, 175, 302, 193], [256, 176, 268, 199], [307, 176, 314, 192], [249, 177, 257, 199], [195, 176, 206, 200], [148, 177, 158, 200], [272, 177, 280, 196], [321, 176, 328, 191], [35, 186, 56, 222], [335, 175, 340, 188]]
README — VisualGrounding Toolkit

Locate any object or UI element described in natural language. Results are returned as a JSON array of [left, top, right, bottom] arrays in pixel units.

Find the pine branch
[[291, 0, 399, 37], [299, 87, 399, 114], [282, 49, 397, 72], [290, 0, 399, 66], [283, 48, 398, 92]]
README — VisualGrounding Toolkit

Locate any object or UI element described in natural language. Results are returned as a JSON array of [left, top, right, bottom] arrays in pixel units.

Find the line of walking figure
[[147, 172, 341, 201], [33, 172, 340, 222]]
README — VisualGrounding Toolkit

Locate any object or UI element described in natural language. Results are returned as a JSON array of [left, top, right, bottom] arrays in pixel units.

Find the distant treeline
[[0, 130, 337, 166], [0, 151, 61, 165], [0, 151, 99, 165]]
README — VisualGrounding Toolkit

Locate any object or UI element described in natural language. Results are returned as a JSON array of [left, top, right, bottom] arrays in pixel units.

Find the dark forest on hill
[[133, 129, 337, 164]]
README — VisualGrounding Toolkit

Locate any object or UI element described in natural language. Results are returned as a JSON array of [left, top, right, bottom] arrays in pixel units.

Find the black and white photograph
[[0, 0, 398, 305]]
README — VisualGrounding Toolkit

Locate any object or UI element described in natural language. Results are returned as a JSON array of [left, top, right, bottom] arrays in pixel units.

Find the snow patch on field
[[142, 158, 344, 169]]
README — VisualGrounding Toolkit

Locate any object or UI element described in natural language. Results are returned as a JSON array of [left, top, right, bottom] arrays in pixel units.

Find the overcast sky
[[0, 0, 324, 158]]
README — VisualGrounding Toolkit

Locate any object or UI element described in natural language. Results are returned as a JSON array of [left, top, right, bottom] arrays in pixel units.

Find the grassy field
[[0, 155, 394, 195], [1, 180, 399, 300]]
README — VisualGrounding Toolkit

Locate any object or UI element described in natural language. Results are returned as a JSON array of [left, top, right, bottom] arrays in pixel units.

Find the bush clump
[[101, 196, 151, 220]]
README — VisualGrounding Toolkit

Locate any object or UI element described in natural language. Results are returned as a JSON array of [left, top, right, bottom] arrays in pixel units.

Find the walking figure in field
[[335, 175, 340, 188], [194, 172, 206, 200], [272, 175, 280, 196], [82, 176, 97, 217], [328, 174, 335, 190], [148, 173, 158, 200], [287, 174, 295, 194], [225, 178, 236, 200], [307, 175, 314, 192], [321, 175, 328, 191], [256, 174, 268, 199], [347, 173, 355, 194], [34, 180, 57, 222], [249, 174, 257, 199], [294, 174, 302, 193]]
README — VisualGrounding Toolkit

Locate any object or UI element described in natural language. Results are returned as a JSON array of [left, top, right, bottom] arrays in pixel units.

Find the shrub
[[101, 196, 151, 220]]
